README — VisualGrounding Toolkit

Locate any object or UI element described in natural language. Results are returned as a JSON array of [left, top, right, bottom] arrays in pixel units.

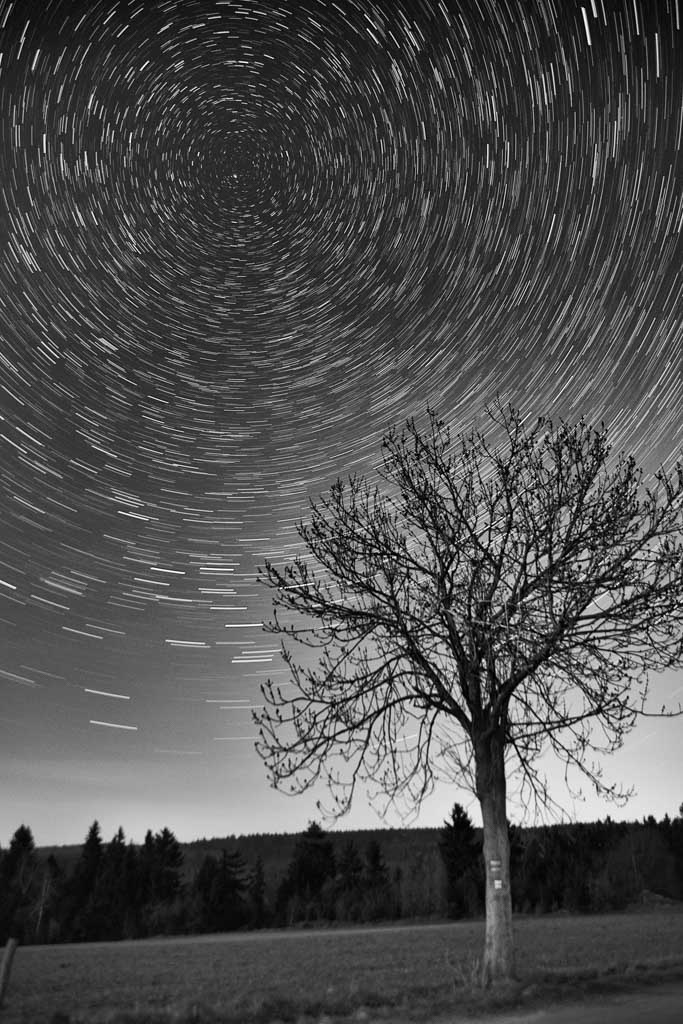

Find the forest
[[2, 805, 683, 945]]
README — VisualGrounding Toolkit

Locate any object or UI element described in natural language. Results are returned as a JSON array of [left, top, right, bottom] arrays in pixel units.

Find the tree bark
[[475, 728, 515, 986]]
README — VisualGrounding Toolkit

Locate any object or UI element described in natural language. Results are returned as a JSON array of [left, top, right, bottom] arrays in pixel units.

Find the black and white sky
[[0, 0, 682, 846]]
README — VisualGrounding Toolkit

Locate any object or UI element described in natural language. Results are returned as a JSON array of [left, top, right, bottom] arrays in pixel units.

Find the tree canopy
[[256, 404, 683, 818]]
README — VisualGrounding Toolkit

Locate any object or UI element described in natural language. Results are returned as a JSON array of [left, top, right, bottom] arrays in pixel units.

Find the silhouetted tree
[[138, 829, 156, 908], [338, 838, 364, 890], [556, 826, 592, 912], [276, 821, 336, 924], [138, 827, 185, 935], [0, 825, 37, 942], [362, 838, 395, 920], [2, 825, 35, 889], [213, 850, 247, 931], [65, 821, 103, 940], [257, 404, 683, 984], [507, 822, 524, 909], [190, 853, 218, 932], [150, 827, 184, 903], [85, 827, 130, 940], [190, 848, 248, 933], [439, 803, 481, 917], [121, 840, 141, 938], [247, 855, 267, 927], [335, 838, 365, 921], [668, 809, 683, 895], [31, 853, 63, 943], [515, 826, 568, 913]]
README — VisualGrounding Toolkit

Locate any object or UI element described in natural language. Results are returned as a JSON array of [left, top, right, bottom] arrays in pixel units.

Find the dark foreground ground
[[3, 909, 683, 1023], [466, 980, 683, 1024]]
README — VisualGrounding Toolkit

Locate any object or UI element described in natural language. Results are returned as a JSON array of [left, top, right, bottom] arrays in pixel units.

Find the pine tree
[[137, 828, 184, 935], [335, 839, 365, 921], [338, 838, 364, 890], [190, 849, 247, 932], [86, 827, 128, 939], [151, 827, 184, 903], [2, 825, 36, 893], [276, 821, 336, 924], [65, 821, 103, 940], [121, 841, 141, 938], [191, 853, 219, 932], [210, 849, 247, 931], [247, 855, 267, 928], [138, 829, 156, 908], [0, 825, 37, 942], [362, 839, 393, 921], [438, 804, 480, 918]]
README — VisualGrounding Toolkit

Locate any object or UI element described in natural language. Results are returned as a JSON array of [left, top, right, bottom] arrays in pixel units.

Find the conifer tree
[[66, 821, 103, 940], [277, 821, 336, 923], [247, 855, 267, 927], [0, 825, 36, 942], [439, 803, 480, 918]]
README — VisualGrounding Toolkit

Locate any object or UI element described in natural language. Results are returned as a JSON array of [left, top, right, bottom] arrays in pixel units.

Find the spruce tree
[[247, 855, 267, 928], [438, 804, 480, 918], [66, 821, 103, 940]]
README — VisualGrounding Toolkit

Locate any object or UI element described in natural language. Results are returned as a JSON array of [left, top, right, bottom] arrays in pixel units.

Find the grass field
[[4, 908, 683, 1024]]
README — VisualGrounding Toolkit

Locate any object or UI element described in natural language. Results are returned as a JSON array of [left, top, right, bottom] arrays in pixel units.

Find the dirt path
[[423, 980, 683, 1023]]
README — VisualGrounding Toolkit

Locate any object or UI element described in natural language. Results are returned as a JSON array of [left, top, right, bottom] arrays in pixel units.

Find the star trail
[[0, 0, 681, 844]]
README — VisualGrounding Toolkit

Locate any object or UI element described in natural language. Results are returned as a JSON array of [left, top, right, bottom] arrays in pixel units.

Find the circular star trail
[[0, 0, 681, 835]]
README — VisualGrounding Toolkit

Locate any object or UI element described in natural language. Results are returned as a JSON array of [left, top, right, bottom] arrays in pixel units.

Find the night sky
[[1, 0, 682, 848]]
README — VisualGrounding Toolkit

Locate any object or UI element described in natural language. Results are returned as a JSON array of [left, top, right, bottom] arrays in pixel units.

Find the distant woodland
[[2, 806, 683, 945]]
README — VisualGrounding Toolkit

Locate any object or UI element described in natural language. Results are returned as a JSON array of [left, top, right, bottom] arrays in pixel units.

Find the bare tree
[[255, 404, 683, 985]]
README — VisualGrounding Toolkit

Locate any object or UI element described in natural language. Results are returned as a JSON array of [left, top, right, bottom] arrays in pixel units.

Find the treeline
[[2, 807, 683, 945], [440, 805, 683, 918]]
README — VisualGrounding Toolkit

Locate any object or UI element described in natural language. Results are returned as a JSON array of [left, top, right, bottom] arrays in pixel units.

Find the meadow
[[4, 908, 683, 1024]]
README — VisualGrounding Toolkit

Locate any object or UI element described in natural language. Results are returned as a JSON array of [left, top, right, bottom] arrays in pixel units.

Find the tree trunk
[[34, 873, 50, 942], [475, 728, 515, 986]]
